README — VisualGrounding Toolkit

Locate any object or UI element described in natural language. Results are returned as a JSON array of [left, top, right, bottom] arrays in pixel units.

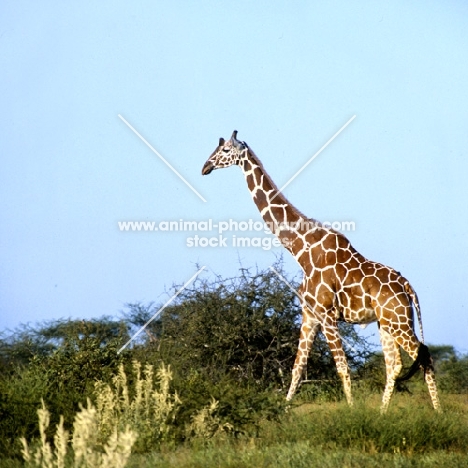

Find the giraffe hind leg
[[395, 342, 441, 411], [321, 318, 353, 406], [391, 332, 441, 412], [379, 326, 402, 413], [424, 366, 441, 412]]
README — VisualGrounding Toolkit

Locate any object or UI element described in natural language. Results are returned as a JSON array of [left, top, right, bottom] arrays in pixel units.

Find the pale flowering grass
[[72, 399, 136, 468], [20, 399, 136, 468], [187, 397, 233, 440], [20, 360, 230, 467], [94, 361, 181, 451]]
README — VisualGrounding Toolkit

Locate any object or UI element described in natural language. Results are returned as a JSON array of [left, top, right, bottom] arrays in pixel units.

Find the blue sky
[[1, 1, 468, 352]]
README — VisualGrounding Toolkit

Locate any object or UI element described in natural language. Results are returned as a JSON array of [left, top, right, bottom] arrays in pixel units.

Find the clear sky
[[1, 1, 468, 352]]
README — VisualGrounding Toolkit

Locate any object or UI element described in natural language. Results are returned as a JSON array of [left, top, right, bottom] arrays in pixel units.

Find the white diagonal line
[[271, 115, 356, 202], [268, 266, 359, 354], [269, 266, 303, 304], [118, 114, 207, 202], [117, 266, 206, 354]]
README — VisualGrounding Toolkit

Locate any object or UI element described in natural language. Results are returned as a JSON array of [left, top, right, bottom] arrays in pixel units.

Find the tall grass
[[20, 399, 136, 468], [16, 360, 233, 468], [94, 361, 181, 452]]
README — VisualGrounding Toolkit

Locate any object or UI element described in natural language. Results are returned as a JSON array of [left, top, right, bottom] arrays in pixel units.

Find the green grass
[[125, 393, 468, 468], [1, 392, 467, 468], [128, 448, 468, 468]]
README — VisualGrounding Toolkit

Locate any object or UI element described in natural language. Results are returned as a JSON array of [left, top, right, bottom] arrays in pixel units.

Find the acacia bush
[[124, 262, 374, 394], [0, 319, 127, 458], [431, 345, 468, 394]]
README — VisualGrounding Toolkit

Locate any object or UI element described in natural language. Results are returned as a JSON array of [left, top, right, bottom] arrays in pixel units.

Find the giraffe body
[[202, 131, 440, 411]]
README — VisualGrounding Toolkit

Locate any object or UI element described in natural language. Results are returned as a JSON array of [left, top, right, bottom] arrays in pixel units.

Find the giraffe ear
[[231, 130, 245, 150], [219, 138, 225, 146]]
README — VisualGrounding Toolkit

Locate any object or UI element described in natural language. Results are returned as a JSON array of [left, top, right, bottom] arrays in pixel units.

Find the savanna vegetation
[[0, 262, 467, 467]]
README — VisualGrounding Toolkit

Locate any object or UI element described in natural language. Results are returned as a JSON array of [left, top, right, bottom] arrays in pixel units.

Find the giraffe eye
[[222, 148, 230, 152]]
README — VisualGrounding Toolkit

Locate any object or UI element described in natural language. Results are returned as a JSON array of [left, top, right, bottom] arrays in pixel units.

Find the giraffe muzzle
[[201, 161, 214, 175]]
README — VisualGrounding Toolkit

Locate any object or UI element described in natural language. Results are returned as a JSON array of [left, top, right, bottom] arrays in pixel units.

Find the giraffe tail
[[404, 281, 424, 344], [396, 343, 434, 382]]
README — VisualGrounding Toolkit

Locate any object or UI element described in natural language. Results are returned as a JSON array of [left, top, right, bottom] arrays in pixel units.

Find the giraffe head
[[201, 130, 248, 175]]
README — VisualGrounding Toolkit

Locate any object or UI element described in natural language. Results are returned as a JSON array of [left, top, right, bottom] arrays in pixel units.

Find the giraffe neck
[[239, 148, 318, 254]]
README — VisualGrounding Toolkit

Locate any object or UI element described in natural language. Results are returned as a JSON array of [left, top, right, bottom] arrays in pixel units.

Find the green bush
[[0, 319, 128, 458], [438, 357, 468, 394], [173, 371, 286, 441]]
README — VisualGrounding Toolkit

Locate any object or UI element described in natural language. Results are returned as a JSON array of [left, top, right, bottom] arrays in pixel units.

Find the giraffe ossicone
[[201, 130, 440, 412]]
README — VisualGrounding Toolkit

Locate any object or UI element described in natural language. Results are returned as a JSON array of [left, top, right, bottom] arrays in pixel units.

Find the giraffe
[[201, 130, 441, 412]]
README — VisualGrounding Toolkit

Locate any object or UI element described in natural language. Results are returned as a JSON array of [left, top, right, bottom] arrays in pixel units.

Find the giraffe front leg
[[322, 320, 353, 406], [286, 318, 320, 401]]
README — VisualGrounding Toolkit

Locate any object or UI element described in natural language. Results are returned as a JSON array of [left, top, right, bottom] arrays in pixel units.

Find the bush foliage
[[125, 263, 373, 389]]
